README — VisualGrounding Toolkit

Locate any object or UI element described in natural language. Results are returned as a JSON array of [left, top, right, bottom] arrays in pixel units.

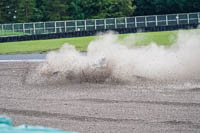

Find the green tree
[[0, 1, 5, 23], [68, 0, 85, 19], [1, 0, 199, 24], [165, 0, 186, 14], [152, 0, 168, 14], [0, 0, 18, 23], [133, 0, 156, 15], [42, 0, 69, 21], [185, 0, 200, 13], [133, 0, 200, 16], [77, 0, 135, 19], [16, 0, 35, 22], [31, 0, 45, 22]]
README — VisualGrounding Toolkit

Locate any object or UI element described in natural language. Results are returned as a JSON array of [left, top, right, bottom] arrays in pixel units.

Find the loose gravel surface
[[0, 62, 200, 133]]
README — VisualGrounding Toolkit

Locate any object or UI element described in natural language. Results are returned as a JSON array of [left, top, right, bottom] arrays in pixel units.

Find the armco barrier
[[0, 12, 200, 36], [0, 23, 199, 43]]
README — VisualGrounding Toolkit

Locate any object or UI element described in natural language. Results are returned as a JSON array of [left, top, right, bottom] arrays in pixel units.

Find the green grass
[[0, 29, 199, 54], [0, 31, 25, 37], [0, 36, 96, 54], [119, 30, 178, 46]]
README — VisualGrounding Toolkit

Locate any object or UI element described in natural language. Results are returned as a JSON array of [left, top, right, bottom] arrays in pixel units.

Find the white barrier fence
[[0, 12, 200, 36]]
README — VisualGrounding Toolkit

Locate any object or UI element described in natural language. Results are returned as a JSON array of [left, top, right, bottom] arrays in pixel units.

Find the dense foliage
[[134, 0, 200, 16], [0, 0, 200, 23]]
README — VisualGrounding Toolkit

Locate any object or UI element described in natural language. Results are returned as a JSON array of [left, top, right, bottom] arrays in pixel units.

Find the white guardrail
[[0, 12, 200, 36]]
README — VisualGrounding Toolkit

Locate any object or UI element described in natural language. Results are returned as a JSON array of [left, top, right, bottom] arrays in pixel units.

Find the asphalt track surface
[[0, 61, 200, 133], [0, 53, 46, 61]]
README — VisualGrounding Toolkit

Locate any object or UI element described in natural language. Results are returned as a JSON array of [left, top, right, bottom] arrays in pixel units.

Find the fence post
[[135, 17, 137, 28], [156, 15, 158, 26], [115, 18, 117, 29], [33, 23, 36, 34], [54, 22, 56, 33], [187, 14, 190, 24], [64, 21, 67, 32], [23, 23, 25, 34], [43, 22, 46, 34], [95, 19, 97, 30], [125, 17, 127, 28], [176, 14, 179, 25], [145, 17, 147, 27], [75, 20, 77, 31], [104, 19, 106, 29], [85, 20, 87, 31], [166, 15, 168, 26], [12, 24, 14, 33], [2, 24, 4, 35]]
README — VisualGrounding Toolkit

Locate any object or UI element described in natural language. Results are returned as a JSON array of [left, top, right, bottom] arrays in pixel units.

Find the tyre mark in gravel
[[2, 97, 200, 108], [1, 107, 200, 129], [0, 108, 145, 123], [76, 98, 200, 107], [180, 88, 200, 92], [21, 63, 30, 85], [161, 120, 200, 129], [0, 96, 66, 102], [0, 68, 27, 71]]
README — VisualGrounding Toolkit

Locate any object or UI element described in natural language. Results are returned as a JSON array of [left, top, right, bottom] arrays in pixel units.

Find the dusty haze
[[38, 30, 200, 84]]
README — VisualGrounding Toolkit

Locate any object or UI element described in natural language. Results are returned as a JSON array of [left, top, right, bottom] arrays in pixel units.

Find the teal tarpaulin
[[0, 116, 76, 133]]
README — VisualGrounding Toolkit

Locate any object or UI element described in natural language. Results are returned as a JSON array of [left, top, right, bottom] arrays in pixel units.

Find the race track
[[0, 62, 200, 133]]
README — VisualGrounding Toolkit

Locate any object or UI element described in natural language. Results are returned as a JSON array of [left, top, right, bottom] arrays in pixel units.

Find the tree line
[[0, 0, 200, 24]]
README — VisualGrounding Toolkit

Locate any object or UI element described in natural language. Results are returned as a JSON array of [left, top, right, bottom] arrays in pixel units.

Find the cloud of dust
[[38, 30, 200, 83]]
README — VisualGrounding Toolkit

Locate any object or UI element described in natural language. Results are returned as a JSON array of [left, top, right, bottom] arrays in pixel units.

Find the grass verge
[[0, 29, 199, 54], [0, 31, 26, 37]]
